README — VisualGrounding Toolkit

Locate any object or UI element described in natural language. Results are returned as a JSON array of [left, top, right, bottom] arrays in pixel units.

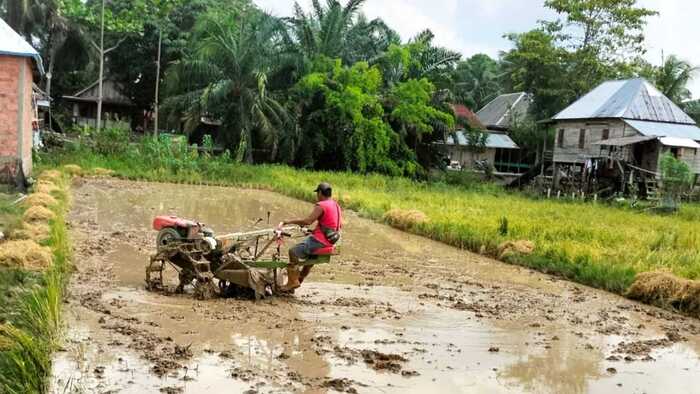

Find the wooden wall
[[552, 119, 700, 175], [552, 119, 632, 164]]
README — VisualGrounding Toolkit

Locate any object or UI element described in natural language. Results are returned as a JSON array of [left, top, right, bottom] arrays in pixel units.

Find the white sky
[[254, 0, 700, 99]]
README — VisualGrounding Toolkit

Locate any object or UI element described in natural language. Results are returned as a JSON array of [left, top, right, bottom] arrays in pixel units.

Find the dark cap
[[314, 182, 332, 196]]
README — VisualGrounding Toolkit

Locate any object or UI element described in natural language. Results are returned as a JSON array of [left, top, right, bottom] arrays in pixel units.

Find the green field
[[39, 139, 700, 296]]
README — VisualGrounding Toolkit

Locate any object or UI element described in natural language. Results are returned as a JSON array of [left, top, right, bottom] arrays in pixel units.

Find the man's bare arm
[[282, 206, 323, 226]]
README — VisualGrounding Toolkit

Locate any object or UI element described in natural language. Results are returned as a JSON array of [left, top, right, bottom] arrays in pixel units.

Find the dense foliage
[[2, 0, 696, 176]]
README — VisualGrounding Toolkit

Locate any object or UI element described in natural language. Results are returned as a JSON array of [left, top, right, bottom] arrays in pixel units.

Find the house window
[[671, 147, 680, 158], [557, 129, 564, 148], [602, 129, 609, 140], [579, 129, 586, 149]]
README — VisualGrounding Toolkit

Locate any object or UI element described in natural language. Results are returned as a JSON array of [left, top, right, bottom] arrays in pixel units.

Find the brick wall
[[0, 55, 33, 182]]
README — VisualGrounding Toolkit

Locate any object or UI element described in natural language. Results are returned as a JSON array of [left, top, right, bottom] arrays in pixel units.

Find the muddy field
[[50, 178, 700, 394]]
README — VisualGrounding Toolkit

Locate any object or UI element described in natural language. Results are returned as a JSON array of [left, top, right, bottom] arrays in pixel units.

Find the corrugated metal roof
[[658, 137, 700, 149], [444, 130, 519, 149], [0, 18, 44, 74], [624, 119, 700, 140], [476, 92, 531, 129], [553, 79, 695, 124]]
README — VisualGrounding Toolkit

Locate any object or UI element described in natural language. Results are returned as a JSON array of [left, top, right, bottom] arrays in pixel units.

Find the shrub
[[659, 153, 693, 210], [94, 123, 130, 155]]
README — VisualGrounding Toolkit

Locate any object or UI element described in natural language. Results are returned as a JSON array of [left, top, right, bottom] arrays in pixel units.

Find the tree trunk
[[153, 28, 162, 136], [245, 128, 254, 164], [96, 0, 105, 130]]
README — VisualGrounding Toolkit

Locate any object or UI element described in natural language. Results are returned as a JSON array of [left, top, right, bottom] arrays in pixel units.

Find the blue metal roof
[[553, 79, 694, 124], [0, 18, 44, 74], [445, 130, 519, 149], [624, 119, 700, 140]]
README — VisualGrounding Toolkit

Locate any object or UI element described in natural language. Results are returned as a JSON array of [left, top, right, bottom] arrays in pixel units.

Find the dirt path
[[51, 178, 700, 394]]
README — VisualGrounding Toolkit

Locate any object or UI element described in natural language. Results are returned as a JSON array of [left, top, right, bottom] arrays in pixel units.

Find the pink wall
[[0, 55, 34, 181]]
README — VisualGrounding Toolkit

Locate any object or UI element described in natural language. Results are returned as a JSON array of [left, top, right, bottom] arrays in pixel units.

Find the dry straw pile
[[23, 205, 56, 222], [38, 169, 61, 182], [0, 239, 53, 270], [497, 240, 535, 259], [63, 164, 83, 175], [11, 222, 51, 242], [382, 209, 429, 230], [627, 272, 700, 317], [92, 167, 114, 176], [35, 180, 59, 194]]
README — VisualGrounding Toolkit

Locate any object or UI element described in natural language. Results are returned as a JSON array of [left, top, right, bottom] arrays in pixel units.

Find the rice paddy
[[39, 146, 700, 299]]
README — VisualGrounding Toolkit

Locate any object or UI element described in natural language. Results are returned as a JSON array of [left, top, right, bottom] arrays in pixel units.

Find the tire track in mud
[[51, 178, 700, 394]]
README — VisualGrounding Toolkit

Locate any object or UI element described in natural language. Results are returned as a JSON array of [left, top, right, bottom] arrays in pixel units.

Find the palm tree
[[162, 9, 289, 163], [452, 54, 502, 110], [655, 55, 698, 104], [374, 29, 461, 88], [287, 0, 398, 67], [2, 0, 41, 40]]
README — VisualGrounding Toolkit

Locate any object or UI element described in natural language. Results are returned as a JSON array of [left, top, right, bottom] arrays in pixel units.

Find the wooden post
[[96, 0, 105, 130], [153, 28, 162, 136]]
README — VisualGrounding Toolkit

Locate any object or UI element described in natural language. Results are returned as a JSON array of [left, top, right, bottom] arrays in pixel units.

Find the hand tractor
[[146, 215, 336, 300]]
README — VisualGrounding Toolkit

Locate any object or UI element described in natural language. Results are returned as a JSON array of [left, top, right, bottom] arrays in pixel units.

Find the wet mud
[[51, 178, 700, 393]]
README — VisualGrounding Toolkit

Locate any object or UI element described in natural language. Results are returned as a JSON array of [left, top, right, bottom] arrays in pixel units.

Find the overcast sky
[[253, 0, 700, 100]]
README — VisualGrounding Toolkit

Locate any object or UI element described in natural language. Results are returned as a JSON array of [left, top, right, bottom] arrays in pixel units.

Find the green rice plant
[[0, 323, 51, 393], [0, 171, 71, 393]]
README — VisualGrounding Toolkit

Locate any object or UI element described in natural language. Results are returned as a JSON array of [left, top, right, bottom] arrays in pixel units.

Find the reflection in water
[[500, 335, 602, 394]]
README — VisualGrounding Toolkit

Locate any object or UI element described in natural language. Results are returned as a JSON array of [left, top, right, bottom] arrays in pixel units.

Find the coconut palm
[[287, 0, 398, 67], [655, 55, 698, 104], [162, 9, 290, 163]]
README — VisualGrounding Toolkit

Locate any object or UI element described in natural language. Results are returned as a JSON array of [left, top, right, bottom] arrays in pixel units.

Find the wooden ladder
[[645, 178, 660, 200]]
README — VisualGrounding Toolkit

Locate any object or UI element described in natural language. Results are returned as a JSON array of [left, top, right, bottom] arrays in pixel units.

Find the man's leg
[[282, 250, 301, 291], [281, 240, 308, 291], [299, 265, 312, 284]]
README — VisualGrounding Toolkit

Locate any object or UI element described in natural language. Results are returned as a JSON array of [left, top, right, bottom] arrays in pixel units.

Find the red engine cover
[[152, 215, 198, 231]]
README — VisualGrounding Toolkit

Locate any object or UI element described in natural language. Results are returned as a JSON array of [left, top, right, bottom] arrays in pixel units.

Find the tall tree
[[542, 0, 657, 60], [655, 55, 697, 104], [501, 30, 573, 120], [108, 0, 211, 130], [61, 0, 145, 129], [162, 7, 289, 163]]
